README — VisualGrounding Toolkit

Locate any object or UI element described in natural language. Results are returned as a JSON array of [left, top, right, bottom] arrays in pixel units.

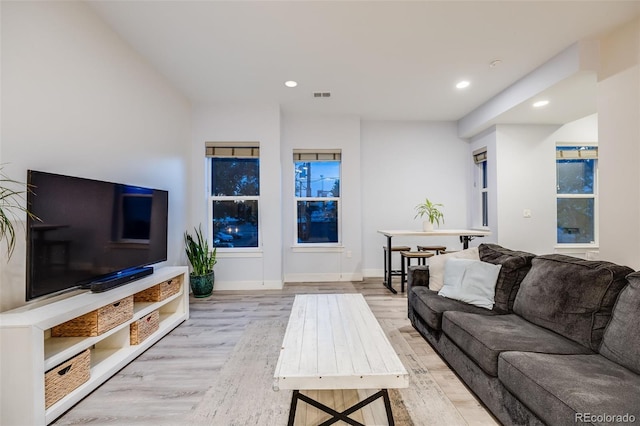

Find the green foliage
[[414, 198, 445, 226], [0, 166, 38, 259], [184, 225, 217, 276], [330, 179, 340, 197]]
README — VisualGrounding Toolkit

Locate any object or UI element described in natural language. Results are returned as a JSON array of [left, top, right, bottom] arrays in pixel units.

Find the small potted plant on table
[[184, 225, 217, 298], [414, 198, 444, 231]]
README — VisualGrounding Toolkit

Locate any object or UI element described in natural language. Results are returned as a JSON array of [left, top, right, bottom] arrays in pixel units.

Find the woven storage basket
[[51, 296, 134, 337], [130, 310, 160, 345], [44, 349, 91, 409], [134, 275, 182, 302]]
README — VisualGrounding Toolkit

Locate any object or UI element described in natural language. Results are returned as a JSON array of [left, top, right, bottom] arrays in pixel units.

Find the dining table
[[377, 229, 491, 294]]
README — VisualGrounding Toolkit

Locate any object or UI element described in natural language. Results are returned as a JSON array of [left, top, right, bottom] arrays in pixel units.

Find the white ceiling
[[88, 1, 640, 125]]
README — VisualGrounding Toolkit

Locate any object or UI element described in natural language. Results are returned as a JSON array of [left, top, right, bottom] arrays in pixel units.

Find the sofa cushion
[[478, 243, 536, 313], [513, 254, 633, 351], [499, 352, 640, 426], [600, 272, 640, 375], [442, 312, 593, 376], [428, 247, 480, 291], [439, 258, 501, 309], [409, 286, 498, 331]]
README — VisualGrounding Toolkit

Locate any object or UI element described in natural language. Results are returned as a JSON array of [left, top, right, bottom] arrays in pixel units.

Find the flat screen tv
[[26, 170, 168, 301]]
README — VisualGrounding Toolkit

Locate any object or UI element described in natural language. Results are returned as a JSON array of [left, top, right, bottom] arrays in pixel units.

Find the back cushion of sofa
[[478, 244, 536, 313], [513, 254, 633, 351], [600, 272, 640, 374]]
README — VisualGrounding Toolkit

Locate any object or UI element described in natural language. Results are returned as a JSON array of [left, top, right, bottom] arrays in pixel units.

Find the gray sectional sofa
[[407, 243, 640, 426]]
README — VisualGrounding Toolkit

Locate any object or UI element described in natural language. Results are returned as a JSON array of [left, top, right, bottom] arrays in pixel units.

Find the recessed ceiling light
[[284, 80, 298, 88], [533, 100, 549, 108], [456, 80, 470, 89]]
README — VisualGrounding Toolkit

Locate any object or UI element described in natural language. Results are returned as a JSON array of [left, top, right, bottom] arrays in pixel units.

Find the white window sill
[[216, 249, 263, 258], [554, 244, 599, 250], [291, 245, 344, 253]]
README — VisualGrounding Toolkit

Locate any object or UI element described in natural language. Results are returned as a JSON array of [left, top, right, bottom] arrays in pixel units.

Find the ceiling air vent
[[313, 92, 331, 98]]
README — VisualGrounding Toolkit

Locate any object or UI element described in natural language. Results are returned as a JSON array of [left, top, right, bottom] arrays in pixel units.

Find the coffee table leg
[[289, 389, 395, 426], [287, 390, 300, 426], [382, 389, 395, 426]]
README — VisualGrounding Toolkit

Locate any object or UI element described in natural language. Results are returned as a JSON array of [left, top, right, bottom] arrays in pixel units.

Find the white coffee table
[[273, 293, 409, 425]]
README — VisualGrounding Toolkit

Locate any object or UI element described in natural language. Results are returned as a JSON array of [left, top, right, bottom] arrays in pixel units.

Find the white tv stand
[[0, 266, 189, 425]]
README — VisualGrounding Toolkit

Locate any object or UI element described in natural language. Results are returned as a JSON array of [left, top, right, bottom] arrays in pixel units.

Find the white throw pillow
[[438, 258, 502, 310], [428, 247, 480, 291]]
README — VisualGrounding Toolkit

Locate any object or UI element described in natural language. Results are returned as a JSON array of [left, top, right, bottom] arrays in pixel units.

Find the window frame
[[473, 147, 489, 229], [206, 143, 261, 252], [555, 143, 598, 247], [293, 151, 342, 247]]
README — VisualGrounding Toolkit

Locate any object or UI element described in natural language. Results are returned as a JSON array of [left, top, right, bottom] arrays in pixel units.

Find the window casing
[[556, 145, 598, 245], [473, 148, 489, 228], [206, 143, 260, 249], [293, 150, 341, 245]]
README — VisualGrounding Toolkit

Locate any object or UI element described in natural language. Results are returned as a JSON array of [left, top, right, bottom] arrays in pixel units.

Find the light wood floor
[[54, 279, 498, 425]]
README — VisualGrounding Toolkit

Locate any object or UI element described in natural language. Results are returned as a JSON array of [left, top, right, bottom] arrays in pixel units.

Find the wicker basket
[[44, 349, 91, 409], [51, 296, 134, 337], [130, 310, 160, 345], [134, 275, 182, 302]]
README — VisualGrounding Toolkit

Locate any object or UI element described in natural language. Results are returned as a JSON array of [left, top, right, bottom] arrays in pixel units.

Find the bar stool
[[400, 251, 434, 292], [417, 245, 447, 255], [383, 245, 411, 285]]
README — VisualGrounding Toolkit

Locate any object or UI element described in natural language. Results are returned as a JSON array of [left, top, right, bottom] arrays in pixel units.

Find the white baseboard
[[213, 280, 283, 291], [363, 268, 384, 278], [341, 272, 364, 282], [284, 273, 364, 283]]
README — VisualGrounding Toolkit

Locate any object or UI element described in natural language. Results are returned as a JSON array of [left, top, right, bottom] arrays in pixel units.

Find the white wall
[[597, 18, 640, 269], [495, 124, 562, 254], [190, 104, 283, 289], [281, 114, 362, 282], [480, 116, 598, 256], [0, 1, 191, 311], [361, 121, 470, 276]]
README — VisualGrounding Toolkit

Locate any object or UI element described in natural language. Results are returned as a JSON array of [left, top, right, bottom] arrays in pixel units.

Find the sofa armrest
[[407, 265, 430, 293]]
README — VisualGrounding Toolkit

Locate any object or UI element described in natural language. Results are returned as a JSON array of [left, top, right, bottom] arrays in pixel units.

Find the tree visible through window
[[294, 150, 341, 244], [556, 146, 597, 244], [207, 144, 260, 248]]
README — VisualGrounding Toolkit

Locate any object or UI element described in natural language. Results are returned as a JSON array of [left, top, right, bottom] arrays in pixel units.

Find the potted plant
[[414, 198, 444, 231], [184, 224, 217, 298], [1, 166, 37, 259]]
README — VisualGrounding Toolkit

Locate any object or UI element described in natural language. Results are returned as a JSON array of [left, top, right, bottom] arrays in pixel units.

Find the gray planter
[[190, 271, 214, 298]]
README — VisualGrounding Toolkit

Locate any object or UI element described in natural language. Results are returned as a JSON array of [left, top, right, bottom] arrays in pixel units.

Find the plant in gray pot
[[1, 165, 38, 259], [184, 225, 217, 298]]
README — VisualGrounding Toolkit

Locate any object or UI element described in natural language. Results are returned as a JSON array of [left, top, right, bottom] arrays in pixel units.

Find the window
[[206, 143, 260, 248], [294, 150, 341, 244], [556, 145, 597, 244], [473, 148, 489, 227]]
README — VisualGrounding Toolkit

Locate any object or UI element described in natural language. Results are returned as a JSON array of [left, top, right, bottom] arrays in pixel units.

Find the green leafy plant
[[1, 165, 38, 259], [184, 224, 217, 276], [414, 198, 445, 226]]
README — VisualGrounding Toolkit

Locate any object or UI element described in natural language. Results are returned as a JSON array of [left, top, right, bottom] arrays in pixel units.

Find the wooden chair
[[400, 251, 434, 292], [383, 245, 411, 286], [417, 245, 447, 255]]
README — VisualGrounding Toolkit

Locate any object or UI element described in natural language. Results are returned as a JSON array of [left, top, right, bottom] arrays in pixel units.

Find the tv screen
[[26, 170, 168, 301]]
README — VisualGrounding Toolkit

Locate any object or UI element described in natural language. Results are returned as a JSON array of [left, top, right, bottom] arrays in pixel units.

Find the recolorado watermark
[[575, 413, 636, 423]]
